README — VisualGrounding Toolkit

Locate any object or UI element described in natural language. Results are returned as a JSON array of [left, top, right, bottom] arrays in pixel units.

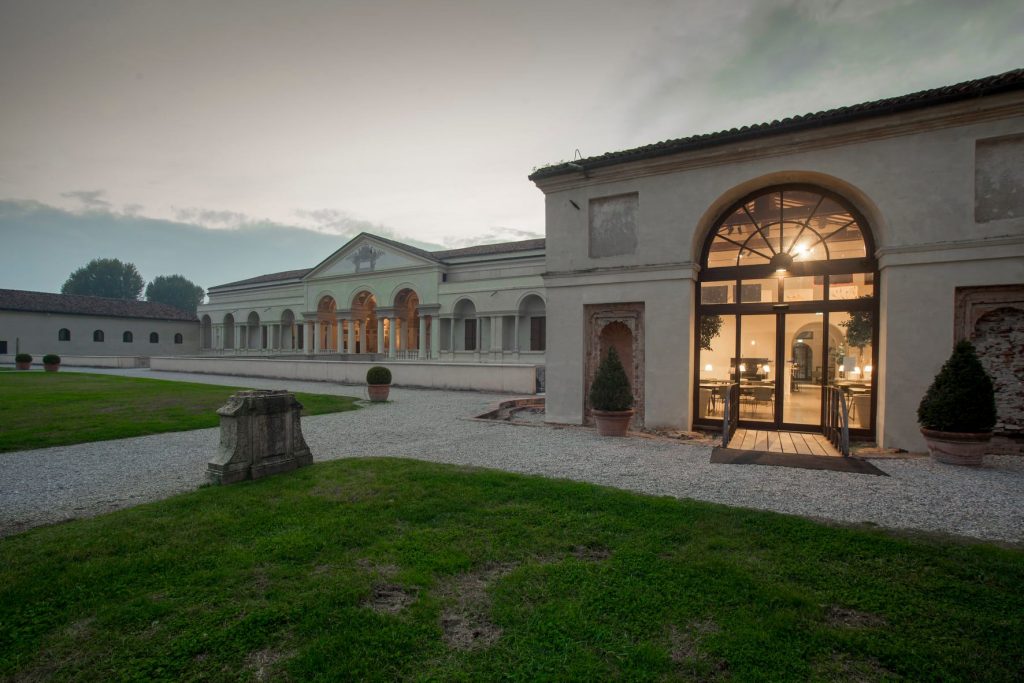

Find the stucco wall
[[0, 310, 199, 358], [150, 356, 540, 394], [537, 94, 1024, 450]]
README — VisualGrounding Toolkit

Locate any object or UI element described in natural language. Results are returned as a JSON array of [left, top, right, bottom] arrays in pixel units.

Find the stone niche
[[584, 303, 645, 426], [955, 285, 1024, 453], [208, 390, 313, 484]]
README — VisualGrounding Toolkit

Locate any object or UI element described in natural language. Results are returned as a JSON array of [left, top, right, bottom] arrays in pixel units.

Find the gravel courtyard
[[2, 368, 1022, 543]]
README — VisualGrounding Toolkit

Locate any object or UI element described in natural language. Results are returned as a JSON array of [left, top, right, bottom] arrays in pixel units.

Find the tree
[[699, 314, 724, 352], [145, 275, 205, 314], [61, 258, 144, 299], [588, 346, 634, 411]]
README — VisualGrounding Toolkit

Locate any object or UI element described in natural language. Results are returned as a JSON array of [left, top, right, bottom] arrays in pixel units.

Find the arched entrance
[[694, 185, 878, 437], [317, 296, 338, 352], [200, 315, 212, 349], [351, 291, 378, 353], [394, 288, 420, 354], [223, 313, 235, 349]]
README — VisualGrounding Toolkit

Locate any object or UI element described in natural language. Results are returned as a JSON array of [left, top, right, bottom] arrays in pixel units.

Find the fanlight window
[[707, 189, 868, 269]]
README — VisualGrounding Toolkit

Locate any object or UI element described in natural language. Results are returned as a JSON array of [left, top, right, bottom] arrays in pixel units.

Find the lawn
[[1, 459, 1021, 681], [0, 372, 360, 452]]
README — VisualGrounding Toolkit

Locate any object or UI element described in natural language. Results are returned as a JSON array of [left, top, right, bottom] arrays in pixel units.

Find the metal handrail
[[823, 385, 851, 457], [721, 383, 740, 448]]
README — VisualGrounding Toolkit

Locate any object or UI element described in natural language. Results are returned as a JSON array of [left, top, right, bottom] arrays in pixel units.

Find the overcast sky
[[1, 0, 1021, 292]]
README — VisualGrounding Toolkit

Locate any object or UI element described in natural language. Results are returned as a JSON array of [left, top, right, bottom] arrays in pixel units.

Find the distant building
[[0, 289, 199, 365]]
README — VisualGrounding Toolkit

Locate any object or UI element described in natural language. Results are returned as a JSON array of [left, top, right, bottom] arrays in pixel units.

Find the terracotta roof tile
[[208, 268, 313, 290], [529, 68, 1024, 181], [0, 289, 198, 321]]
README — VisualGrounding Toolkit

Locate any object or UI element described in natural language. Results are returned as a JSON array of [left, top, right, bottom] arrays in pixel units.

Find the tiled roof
[[0, 289, 198, 321], [208, 268, 313, 290], [209, 235, 546, 290], [434, 238, 546, 260], [529, 68, 1024, 181]]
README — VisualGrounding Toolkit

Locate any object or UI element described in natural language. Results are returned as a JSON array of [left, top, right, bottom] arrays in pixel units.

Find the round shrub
[[42, 354, 61, 365], [589, 346, 634, 412], [15, 353, 32, 363], [917, 340, 996, 433], [366, 366, 392, 385]]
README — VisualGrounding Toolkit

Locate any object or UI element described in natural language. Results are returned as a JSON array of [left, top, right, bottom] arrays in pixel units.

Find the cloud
[[172, 207, 253, 229], [59, 189, 111, 210], [442, 226, 543, 249], [293, 208, 446, 251], [610, 0, 1024, 148]]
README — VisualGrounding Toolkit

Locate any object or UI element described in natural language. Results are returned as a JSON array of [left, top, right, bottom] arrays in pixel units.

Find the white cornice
[[877, 234, 1024, 268], [543, 261, 699, 288], [533, 98, 1024, 194]]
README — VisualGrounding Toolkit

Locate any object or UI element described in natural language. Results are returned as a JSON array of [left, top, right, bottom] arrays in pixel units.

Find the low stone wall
[[1, 354, 150, 368], [150, 356, 542, 394]]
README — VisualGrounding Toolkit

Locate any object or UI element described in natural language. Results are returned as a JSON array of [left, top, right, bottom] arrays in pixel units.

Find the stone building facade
[[0, 289, 199, 363], [530, 69, 1024, 452]]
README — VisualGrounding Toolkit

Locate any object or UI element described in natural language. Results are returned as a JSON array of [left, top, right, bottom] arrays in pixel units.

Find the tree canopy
[[145, 275, 205, 314], [61, 258, 144, 299]]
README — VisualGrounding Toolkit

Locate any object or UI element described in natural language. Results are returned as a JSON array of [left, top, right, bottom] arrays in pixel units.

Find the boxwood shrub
[[366, 366, 392, 385], [15, 353, 32, 363], [917, 340, 997, 433], [42, 354, 61, 365]]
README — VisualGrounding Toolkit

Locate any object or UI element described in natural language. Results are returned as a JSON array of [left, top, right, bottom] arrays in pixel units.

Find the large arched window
[[695, 185, 878, 437]]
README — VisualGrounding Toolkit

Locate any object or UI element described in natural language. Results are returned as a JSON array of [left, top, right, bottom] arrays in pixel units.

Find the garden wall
[[150, 356, 541, 394]]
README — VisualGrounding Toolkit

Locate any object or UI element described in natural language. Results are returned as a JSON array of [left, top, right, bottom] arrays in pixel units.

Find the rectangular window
[[700, 284, 732, 305], [530, 317, 546, 351], [0, 341, 6, 354], [464, 319, 477, 351]]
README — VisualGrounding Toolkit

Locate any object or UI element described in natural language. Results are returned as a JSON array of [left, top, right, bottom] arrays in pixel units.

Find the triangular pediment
[[305, 233, 437, 280]]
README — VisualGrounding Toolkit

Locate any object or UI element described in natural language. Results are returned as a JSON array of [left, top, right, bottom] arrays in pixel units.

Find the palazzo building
[[195, 69, 1023, 453], [530, 68, 1024, 452], [198, 235, 547, 365]]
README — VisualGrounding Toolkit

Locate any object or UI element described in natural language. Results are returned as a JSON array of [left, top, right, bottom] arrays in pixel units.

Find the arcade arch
[[694, 184, 878, 436]]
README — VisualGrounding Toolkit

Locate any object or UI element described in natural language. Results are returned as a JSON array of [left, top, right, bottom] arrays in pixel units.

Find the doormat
[[710, 448, 887, 476]]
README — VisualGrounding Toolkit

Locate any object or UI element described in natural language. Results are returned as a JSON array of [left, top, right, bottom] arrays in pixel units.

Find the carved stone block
[[208, 390, 313, 484]]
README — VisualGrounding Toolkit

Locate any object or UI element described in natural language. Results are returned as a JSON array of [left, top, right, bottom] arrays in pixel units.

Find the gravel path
[[2, 368, 1023, 544]]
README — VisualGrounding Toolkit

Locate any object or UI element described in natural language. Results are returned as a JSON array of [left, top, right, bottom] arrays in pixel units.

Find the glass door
[[782, 313, 825, 427], [737, 314, 777, 424]]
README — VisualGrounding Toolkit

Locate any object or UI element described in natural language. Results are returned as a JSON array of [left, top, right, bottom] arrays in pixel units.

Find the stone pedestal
[[208, 390, 312, 484]]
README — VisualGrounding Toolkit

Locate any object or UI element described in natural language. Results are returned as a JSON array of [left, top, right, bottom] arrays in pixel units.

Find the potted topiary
[[917, 340, 996, 466], [589, 346, 634, 436], [42, 353, 61, 372], [366, 366, 392, 402], [15, 353, 32, 370]]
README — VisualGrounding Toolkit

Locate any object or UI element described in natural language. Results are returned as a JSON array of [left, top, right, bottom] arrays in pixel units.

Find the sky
[[1, 0, 1021, 293]]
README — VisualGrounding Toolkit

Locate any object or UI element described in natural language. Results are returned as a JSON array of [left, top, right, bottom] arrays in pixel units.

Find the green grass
[[0, 372, 359, 452], [1, 458, 1021, 681]]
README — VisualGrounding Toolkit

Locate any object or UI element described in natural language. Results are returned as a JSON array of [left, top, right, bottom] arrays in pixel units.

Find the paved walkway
[[2, 368, 1023, 543]]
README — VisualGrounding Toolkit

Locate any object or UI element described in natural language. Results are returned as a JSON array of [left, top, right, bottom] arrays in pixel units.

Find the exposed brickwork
[[973, 307, 1024, 437]]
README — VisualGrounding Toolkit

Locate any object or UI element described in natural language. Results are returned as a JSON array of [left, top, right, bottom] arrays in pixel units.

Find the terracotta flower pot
[[44, 363, 60, 373], [593, 409, 634, 437], [16, 361, 31, 370], [920, 428, 991, 466], [367, 384, 390, 402]]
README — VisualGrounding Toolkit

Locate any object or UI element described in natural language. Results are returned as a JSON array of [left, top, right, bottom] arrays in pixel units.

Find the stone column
[[304, 321, 313, 354], [513, 316, 520, 353], [490, 316, 502, 359], [237, 324, 245, 350], [449, 317, 456, 355], [418, 316, 427, 359], [313, 321, 321, 353], [388, 317, 398, 358], [474, 316, 482, 361], [430, 316, 440, 360]]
